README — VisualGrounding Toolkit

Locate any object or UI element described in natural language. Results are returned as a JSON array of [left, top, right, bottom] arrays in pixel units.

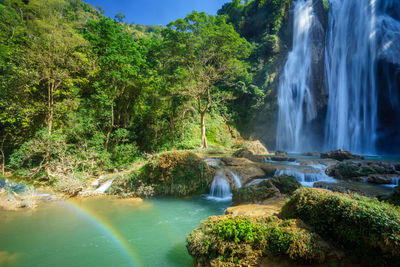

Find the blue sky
[[84, 0, 230, 26]]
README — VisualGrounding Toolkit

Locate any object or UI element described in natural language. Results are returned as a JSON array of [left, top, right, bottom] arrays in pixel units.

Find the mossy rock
[[186, 215, 329, 267], [232, 175, 301, 205], [281, 187, 400, 264], [112, 151, 213, 197], [141, 151, 213, 196]]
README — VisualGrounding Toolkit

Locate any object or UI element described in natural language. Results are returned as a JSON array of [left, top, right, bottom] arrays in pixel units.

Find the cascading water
[[209, 168, 242, 200], [324, 0, 379, 154], [276, 0, 315, 152], [276, 0, 400, 155]]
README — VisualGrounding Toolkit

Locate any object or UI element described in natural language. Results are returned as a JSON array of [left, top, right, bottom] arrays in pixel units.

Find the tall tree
[[163, 12, 251, 148]]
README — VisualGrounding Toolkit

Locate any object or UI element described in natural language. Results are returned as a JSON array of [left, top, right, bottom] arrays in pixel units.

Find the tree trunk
[[200, 112, 208, 149], [0, 149, 4, 176], [48, 81, 54, 135], [105, 103, 114, 149]]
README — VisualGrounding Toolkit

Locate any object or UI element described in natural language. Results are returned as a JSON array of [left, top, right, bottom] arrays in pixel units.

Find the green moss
[[112, 151, 213, 197], [337, 163, 360, 178], [187, 215, 327, 266], [267, 175, 301, 195], [281, 188, 400, 263]]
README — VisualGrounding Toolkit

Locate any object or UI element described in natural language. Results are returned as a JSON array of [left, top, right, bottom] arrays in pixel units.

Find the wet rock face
[[221, 157, 266, 185], [321, 150, 364, 161], [326, 160, 397, 182]]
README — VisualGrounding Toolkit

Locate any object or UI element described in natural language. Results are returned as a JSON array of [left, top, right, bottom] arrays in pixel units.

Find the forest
[[0, 0, 292, 183]]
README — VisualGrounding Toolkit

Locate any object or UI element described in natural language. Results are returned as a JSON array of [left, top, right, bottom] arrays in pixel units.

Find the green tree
[[163, 12, 251, 148]]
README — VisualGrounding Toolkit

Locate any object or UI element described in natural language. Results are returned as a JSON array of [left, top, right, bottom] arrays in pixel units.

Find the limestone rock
[[321, 149, 364, 161], [221, 157, 254, 166], [225, 200, 286, 217], [232, 148, 265, 162], [236, 140, 269, 154], [326, 160, 396, 181], [229, 165, 266, 185]]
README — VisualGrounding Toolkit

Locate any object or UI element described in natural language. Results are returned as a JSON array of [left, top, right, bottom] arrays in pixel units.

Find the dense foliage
[[281, 188, 400, 263], [111, 151, 214, 197], [187, 215, 328, 266], [0, 0, 295, 190]]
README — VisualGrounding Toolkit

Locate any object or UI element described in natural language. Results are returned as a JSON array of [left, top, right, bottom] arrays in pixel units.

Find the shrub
[[113, 151, 213, 197], [187, 215, 328, 266], [281, 187, 400, 262]]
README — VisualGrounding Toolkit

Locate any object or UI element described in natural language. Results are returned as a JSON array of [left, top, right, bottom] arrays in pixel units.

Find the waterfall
[[227, 169, 242, 188], [209, 169, 242, 200], [275, 0, 400, 154], [276, 0, 315, 152], [324, 0, 380, 154], [94, 179, 114, 194]]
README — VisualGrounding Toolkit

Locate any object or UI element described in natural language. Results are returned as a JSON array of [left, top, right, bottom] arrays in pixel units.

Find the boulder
[[220, 157, 266, 185], [225, 201, 285, 217], [232, 148, 265, 162], [321, 149, 364, 161], [366, 174, 395, 184], [238, 140, 269, 154], [228, 165, 266, 185], [275, 150, 289, 157], [221, 157, 254, 166], [326, 160, 396, 181]]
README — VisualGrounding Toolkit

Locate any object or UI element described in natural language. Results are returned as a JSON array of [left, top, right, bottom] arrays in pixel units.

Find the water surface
[[0, 196, 229, 267]]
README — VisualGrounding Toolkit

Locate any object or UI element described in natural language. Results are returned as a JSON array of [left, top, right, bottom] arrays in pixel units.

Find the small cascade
[[203, 158, 224, 167], [227, 169, 242, 188], [392, 177, 400, 187], [274, 165, 336, 187], [208, 168, 242, 201], [94, 179, 114, 194], [247, 178, 269, 186]]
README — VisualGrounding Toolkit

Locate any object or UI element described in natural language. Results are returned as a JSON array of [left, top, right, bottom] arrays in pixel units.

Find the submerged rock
[[302, 151, 321, 157], [320, 149, 364, 161], [275, 150, 289, 157]]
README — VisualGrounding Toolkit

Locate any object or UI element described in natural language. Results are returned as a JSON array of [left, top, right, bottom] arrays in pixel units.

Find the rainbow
[[62, 200, 144, 267]]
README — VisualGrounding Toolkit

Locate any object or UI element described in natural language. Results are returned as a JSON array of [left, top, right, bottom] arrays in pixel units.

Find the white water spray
[[276, 0, 315, 152], [324, 0, 380, 154]]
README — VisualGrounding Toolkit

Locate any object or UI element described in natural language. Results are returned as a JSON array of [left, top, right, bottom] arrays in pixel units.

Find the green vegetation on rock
[[111, 151, 213, 197], [281, 187, 400, 263], [187, 215, 328, 266]]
